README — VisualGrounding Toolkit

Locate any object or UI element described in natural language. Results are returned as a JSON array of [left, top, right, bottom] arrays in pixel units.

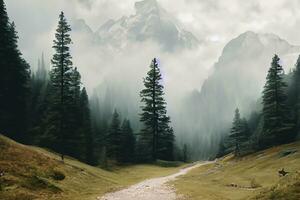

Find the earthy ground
[[99, 162, 212, 200], [171, 141, 300, 200], [0, 135, 184, 200], [2, 134, 300, 200]]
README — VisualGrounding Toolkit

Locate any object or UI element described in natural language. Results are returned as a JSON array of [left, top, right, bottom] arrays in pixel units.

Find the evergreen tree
[[107, 109, 122, 160], [216, 140, 225, 158], [119, 119, 136, 163], [80, 87, 95, 165], [42, 12, 74, 160], [0, 0, 30, 142], [28, 54, 49, 143], [261, 55, 293, 147], [139, 58, 175, 161], [292, 55, 300, 134], [228, 108, 249, 156]]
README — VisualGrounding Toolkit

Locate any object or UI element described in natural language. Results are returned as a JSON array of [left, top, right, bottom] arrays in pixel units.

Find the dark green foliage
[[261, 55, 294, 147], [216, 139, 226, 158], [28, 54, 49, 144], [0, 0, 30, 142], [228, 108, 249, 156], [138, 58, 175, 161], [157, 127, 175, 160], [80, 88, 95, 165], [107, 110, 122, 160], [220, 108, 251, 157], [41, 12, 74, 159], [40, 12, 87, 161], [119, 119, 136, 163], [291, 55, 300, 135]]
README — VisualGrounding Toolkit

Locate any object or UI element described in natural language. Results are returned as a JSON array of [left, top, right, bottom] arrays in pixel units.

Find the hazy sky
[[5, 0, 300, 92]]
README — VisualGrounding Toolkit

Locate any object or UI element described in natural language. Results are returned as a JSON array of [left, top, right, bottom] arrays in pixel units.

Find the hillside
[[0, 135, 183, 200], [172, 141, 300, 200]]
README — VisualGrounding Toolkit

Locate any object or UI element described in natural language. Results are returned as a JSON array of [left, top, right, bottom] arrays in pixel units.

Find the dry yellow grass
[[0, 135, 184, 200], [172, 141, 300, 200]]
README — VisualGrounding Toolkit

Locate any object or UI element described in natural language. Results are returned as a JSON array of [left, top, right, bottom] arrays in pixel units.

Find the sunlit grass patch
[[172, 141, 300, 200]]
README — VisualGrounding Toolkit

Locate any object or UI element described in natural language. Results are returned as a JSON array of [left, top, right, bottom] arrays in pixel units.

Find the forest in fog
[[1, 0, 300, 167]]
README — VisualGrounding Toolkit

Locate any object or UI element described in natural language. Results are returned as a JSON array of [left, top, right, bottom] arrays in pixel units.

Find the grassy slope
[[172, 141, 300, 200], [0, 135, 183, 200]]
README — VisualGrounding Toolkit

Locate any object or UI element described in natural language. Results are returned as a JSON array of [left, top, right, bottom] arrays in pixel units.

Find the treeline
[[219, 54, 300, 157], [0, 0, 176, 166]]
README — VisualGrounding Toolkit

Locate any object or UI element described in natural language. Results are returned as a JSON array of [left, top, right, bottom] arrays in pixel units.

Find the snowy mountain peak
[[92, 0, 199, 51]]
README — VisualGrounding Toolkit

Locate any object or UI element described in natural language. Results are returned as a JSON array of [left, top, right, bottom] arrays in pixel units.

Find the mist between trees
[[1, 0, 300, 166]]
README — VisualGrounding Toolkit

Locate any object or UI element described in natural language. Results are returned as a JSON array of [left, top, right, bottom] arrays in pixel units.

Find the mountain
[[177, 31, 300, 159], [73, 0, 199, 52]]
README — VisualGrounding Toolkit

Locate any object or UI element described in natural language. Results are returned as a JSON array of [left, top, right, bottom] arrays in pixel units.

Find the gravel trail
[[98, 161, 212, 200]]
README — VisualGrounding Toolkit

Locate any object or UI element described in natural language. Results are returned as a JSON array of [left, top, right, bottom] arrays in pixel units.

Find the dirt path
[[98, 161, 213, 200]]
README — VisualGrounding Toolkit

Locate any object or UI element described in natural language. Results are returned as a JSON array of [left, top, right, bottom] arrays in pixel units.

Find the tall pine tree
[[0, 0, 30, 142], [139, 58, 175, 161], [261, 55, 293, 147], [42, 12, 74, 160]]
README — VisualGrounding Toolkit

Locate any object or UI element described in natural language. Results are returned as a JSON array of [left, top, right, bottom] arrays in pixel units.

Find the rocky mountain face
[[73, 0, 199, 52], [178, 31, 300, 159]]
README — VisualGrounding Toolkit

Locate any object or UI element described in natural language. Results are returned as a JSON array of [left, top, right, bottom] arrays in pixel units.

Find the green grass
[[171, 141, 300, 200], [0, 135, 185, 200]]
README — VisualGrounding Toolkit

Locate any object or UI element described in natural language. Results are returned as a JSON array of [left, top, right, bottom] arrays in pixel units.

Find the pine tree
[[120, 119, 136, 163], [28, 54, 49, 143], [139, 58, 175, 161], [228, 108, 250, 156], [107, 109, 122, 160], [0, 0, 30, 142], [65, 67, 85, 160], [229, 108, 243, 156], [80, 87, 95, 165], [292, 55, 300, 134], [42, 12, 73, 160], [261, 55, 293, 147]]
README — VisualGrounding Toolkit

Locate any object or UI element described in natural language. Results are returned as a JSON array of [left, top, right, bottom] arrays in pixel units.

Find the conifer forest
[[1, 0, 300, 199]]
